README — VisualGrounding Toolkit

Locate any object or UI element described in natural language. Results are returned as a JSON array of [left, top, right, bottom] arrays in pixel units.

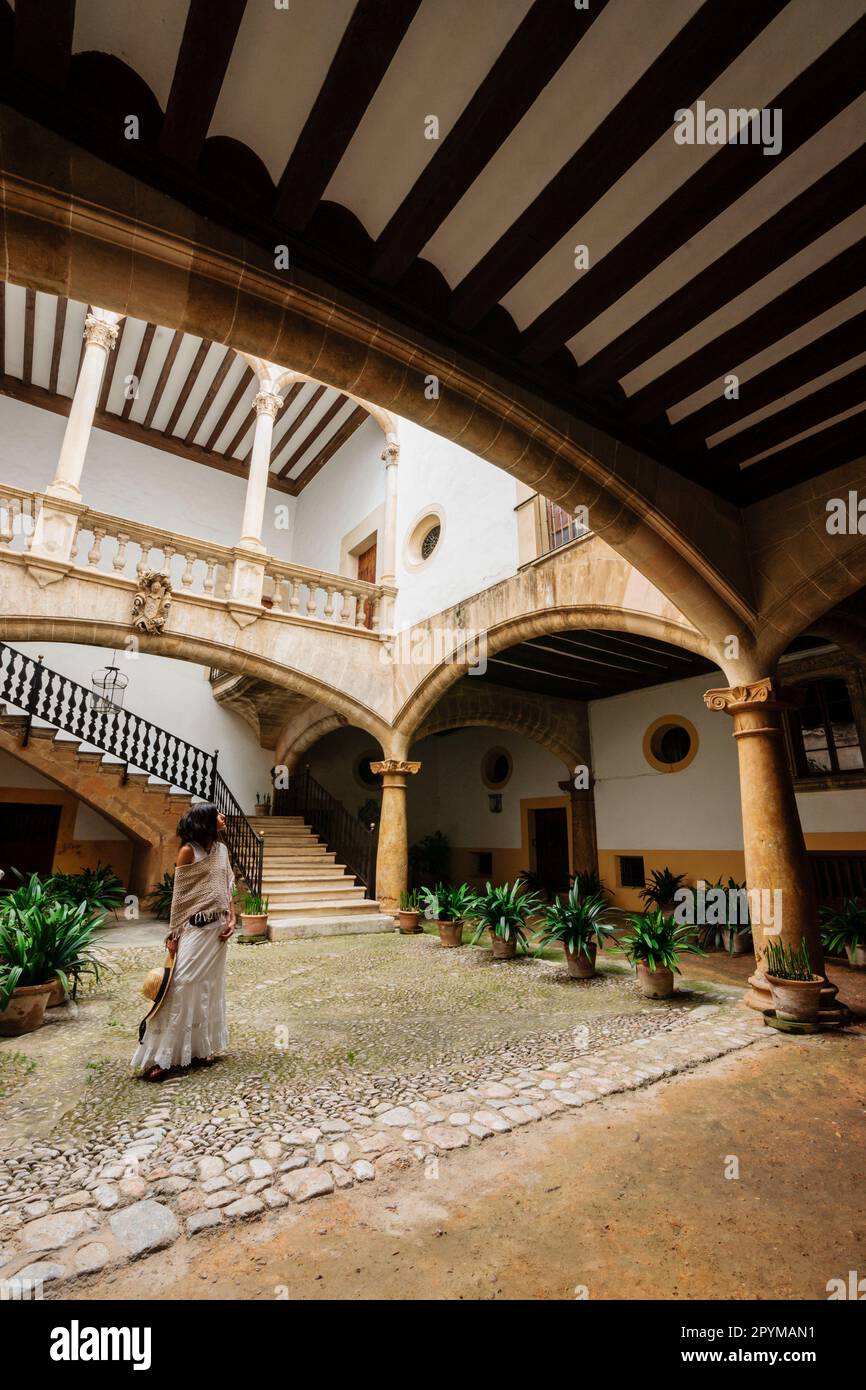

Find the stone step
[[267, 914, 397, 941], [262, 868, 349, 883], [250, 816, 305, 825], [265, 897, 384, 919], [265, 883, 367, 904], [263, 850, 338, 863]]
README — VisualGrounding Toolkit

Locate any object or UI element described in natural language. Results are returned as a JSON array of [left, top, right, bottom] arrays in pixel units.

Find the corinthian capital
[[83, 314, 120, 352], [381, 442, 400, 467], [704, 678, 803, 715], [253, 391, 284, 420], [370, 759, 421, 777]]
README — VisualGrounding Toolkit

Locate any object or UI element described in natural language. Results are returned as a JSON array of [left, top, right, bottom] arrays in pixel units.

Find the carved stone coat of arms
[[132, 570, 172, 635]]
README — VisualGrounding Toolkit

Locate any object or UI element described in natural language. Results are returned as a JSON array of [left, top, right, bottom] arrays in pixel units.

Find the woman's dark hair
[[177, 802, 220, 850]]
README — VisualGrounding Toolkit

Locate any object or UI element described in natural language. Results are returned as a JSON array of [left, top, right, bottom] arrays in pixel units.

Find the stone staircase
[[250, 815, 395, 940]]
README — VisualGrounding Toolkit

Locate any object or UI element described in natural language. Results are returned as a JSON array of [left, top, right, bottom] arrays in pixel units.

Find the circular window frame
[[642, 715, 699, 774], [480, 746, 513, 790], [354, 750, 381, 790], [404, 507, 445, 571]]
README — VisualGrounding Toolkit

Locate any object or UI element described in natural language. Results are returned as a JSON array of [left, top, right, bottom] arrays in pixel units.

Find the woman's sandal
[[143, 1065, 170, 1082]]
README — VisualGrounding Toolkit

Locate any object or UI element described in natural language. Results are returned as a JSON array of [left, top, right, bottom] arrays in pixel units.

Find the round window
[[481, 747, 513, 789], [405, 509, 445, 568], [420, 524, 440, 559], [642, 716, 699, 773]]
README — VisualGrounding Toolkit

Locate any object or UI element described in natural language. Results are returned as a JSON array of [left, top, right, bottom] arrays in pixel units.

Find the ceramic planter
[[766, 974, 823, 1022], [564, 941, 597, 978], [397, 909, 422, 935], [438, 919, 463, 948], [240, 912, 268, 938], [0, 982, 54, 1037], [491, 934, 517, 961], [636, 962, 674, 998], [46, 974, 67, 1008], [722, 927, 752, 956], [845, 942, 866, 970], [255, 803, 271, 817]]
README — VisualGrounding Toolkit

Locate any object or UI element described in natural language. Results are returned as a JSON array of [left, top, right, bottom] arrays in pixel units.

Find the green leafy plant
[[255, 792, 272, 808], [147, 872, 175, 922], [0, 900, 102, 1010], [242, 893, 270, 916], [535, 885, 618, 960], [614, 908, 705, 974], [641, 867, 686, 911], [820, 898, 866, 956], [765, 938, 816, 981], [0, 871, 54, 925], [51, 864, 125, 918], [468, 879, 543, 951], [420, 882, 474, 922], [570, 868, 609, 900], [409, 831, 451, 886], [399, 888, 420, 911]]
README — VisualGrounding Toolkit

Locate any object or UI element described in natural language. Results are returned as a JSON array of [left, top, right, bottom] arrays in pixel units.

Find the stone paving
[[0, 931, 766, 1291]]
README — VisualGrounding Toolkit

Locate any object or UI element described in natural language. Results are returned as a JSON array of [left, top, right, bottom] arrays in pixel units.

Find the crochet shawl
[[168, 841, 234, 940]]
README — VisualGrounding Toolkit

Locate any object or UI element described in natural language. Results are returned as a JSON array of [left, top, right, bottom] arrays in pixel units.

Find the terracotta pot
[[438, 919, 463, 948], [845, 943, 866, 970], [46, 974, 67, 1008], [491, 934, 517, 961], [766, 974, 823, 1022], [0, 982, 54, 1037], [240, 913, 268, 938], [397, 910, 421, 935], [722, 928, 752, 956], [564, 941, 596, 978], [636, 962, 674, 998], [255, 804, 271, 817]]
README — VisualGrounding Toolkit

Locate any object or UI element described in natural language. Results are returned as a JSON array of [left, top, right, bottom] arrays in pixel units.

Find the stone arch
[[411, 683, 587, 773]]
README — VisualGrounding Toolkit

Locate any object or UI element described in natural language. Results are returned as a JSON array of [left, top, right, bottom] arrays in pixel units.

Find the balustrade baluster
[[137, 541, 154, 577], [355, 590, 367, 628], [181, 552, 196, 589], [203, 558, 216, 594], [162, 544, 176, 579], [306, 583, 319, 617], [113, 533, 130, 572], [323, 587, 337, 621], [338, 591, 351, 625], [287, 580, 301, 616], [87, 528, 106, 568]]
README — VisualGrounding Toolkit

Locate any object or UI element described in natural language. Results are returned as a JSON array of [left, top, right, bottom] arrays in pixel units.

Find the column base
[[744, 970, 851, 1026]]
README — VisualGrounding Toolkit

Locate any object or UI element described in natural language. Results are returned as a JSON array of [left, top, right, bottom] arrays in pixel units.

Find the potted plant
[[397, 888, 422, 934], [1, 873, 104, 1005], [239, 891, 270, 938], [570, 868, 609, 899], [764, 938, 823, 1021], [468, 879, 543, 960], [409, 831, 451, 888], [254, 793, 272, 817], [147, 871, 176, 922], [821, 898, 866, 969], [0, 900, 100, 1034], [535, 884, 617, 978], [641, 866, 686, 914], [420, 882, 474, 948], [51, 863, 126, 919], [614, 908, 705, 998]]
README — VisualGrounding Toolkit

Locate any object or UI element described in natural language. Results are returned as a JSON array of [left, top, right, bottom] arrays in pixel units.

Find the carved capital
[[83, 314, 120, 352], [253, 390, 284, 420], [704, 678, 803, 715], [370, 759, 421, 777], [381, 443, 400, 467]]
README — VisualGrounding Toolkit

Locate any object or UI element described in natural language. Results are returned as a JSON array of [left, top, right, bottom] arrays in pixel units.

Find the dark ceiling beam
[[223, 407, 255, 460], [449, 0, 789, 332], [159, 0, 247, 168], [183, 345, 234, 443], [14, 0, 75, 89], [0, 372, 296, 494], [0, 283, 4, 378], [291, 405, 368, 494], [275, 384, 327, 476], [371, 0, 606, 284], [120, 321, 156, 421], [273, 0, 423, 233], [96, 316, 125, 413], [141, 329, 181, 429], [163, 338, 208, 436], [517, 14, 866, 362], [48, 295, 67, 396], [737, 409, 866, 504], [278, 393, 349, 478], [627, 234, 866, 426], [21, 287, 35, 386], [203, 364, 254, 451], [672, 309, 866, 449], [577, 142, 866, 393], [706, 363, 866, 470]]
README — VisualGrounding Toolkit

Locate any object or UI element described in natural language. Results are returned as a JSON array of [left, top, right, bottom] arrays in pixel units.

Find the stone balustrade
[[0, 485, 388, 634]]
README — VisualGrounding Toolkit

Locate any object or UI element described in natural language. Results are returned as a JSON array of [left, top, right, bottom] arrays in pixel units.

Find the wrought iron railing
[[0, 642, 262, 894], [274, 766, 378, 896]]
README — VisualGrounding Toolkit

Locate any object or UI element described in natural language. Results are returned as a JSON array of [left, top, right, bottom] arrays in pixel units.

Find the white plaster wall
[[290, 416, 385, 574], [0, 749, 57, 789], [10, 643, 274, 813], [590, 672, 866, 848], [0, 395, 296, 560]]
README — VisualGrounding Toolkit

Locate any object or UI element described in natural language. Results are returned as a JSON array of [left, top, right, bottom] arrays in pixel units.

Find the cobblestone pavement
[[0, 932, 766, 1291]]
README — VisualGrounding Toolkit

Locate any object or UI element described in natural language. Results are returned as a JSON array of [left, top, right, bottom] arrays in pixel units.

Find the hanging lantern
[[89, 653, 129, 713]]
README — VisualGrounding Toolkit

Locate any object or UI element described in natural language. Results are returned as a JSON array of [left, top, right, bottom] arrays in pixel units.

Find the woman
[[133, 803, 236, 1081]]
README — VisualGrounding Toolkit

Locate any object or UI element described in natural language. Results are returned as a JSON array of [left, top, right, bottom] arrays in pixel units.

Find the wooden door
[[357, 541, 377, 629], [0, 803, 61, 886], [532, 807, 569, 897]]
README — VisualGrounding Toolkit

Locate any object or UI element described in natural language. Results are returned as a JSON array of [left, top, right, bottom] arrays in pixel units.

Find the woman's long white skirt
[[132, 925, 229, 1072]]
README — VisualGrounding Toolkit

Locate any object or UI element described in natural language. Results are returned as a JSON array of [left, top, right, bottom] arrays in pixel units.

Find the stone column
[[704, 678, 835, 1014], [371, 758, 421, 914], [239, 390, 284, 550], [379, 440, 400, 631], [29, 309, 124, 581], [558, 775, 598, 877]]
